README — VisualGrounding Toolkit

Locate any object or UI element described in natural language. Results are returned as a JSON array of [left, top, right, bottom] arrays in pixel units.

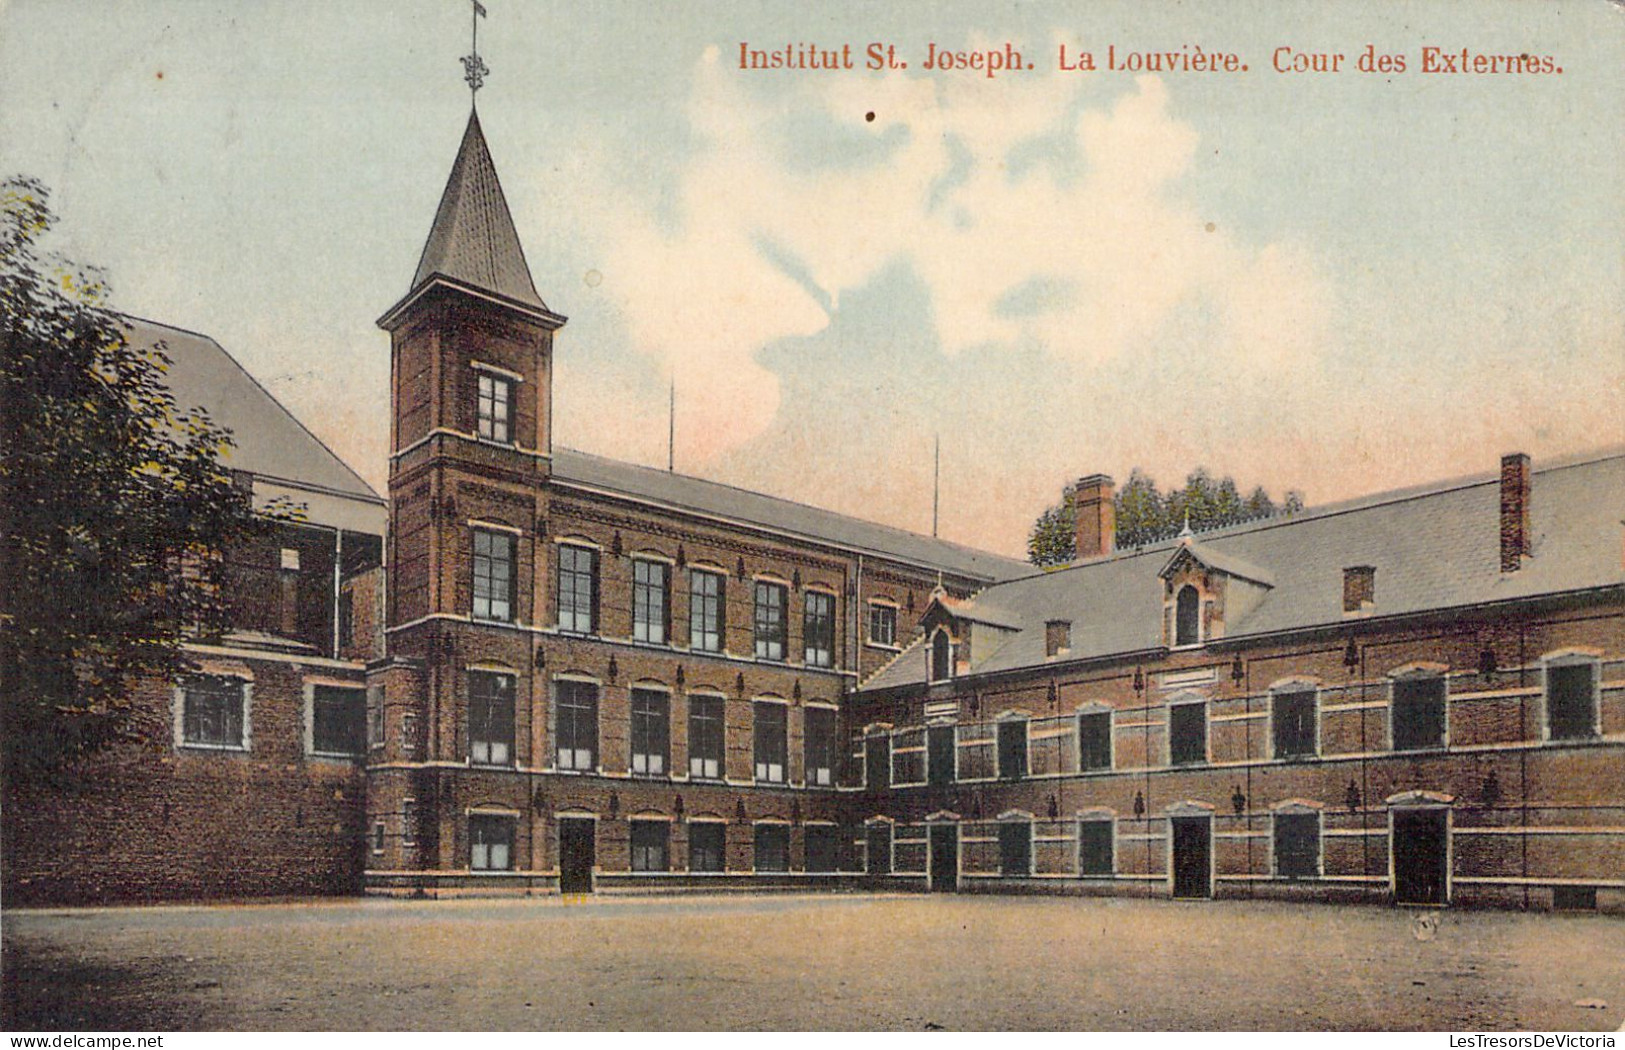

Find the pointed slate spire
[[409, 109, 546, 313]]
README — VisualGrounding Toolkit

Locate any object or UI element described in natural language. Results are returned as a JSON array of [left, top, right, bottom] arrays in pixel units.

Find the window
[[630, 820, 669, 872], [1079, 820, 1114, 876], [804, 825, 839, 873], [401, 711, 419, 755], [1274, 812, 1320, 879], [311, 684, 366, 756], [367, 686, 385, 750], [469, 814, 514, 871], [476, 372, 512, 443], [557, 544, 598, 634], [372, 821, 386, 853], [804, 706, 837, 787], [866, 823, 892, 875], [555, 679, 598, 771], [865, 731, 890, 790], [180, 677, 247, 749], [927, 724, 956, 785], [689, 569, 724, 652], [997, 719, 1027, 780], [689, 823, 725, 872], [754, 824, 789, 872], [338, 589, 354, 650], [753, 701, 787, 782], [1174, 585, 1201, 646], [468, 671, 515, 765], [1079, 711, 1112, 771], [1392, 674, 1446, 751], [754, 581, 787, 660], [999, 820, 1031, 876], [868, 603, 897, 647], [803, 590, 835, 667], [687, 694, 724, 779], [471, 529, 515, 622], [632, 559, 670, 645], [402, 799, 419, 847], [1547, 660, 1598, 740], [1272, 687, 1318, 758], [930, 630, 952, 681], [1169, 701, 1207, 766], [630, 688, 669, 776]]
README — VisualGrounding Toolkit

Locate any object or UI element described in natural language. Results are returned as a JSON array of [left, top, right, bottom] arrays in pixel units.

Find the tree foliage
[[0, 176, 271, 779], [1027, 465, 1304, 566]]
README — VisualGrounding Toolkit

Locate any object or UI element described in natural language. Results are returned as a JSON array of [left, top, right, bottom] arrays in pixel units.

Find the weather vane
[[460, 0, 489, 95]]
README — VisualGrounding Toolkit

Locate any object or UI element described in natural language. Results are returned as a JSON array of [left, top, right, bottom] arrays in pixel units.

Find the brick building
[[5, 104, 1620, 911]]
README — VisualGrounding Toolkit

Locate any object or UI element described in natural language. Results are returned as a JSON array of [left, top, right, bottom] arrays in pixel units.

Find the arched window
[[1174, 585, 1201, 646], [930, 629, 952, 681]]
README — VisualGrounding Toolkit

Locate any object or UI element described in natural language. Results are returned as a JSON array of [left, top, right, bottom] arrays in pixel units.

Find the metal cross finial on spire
[[461, 0, 489, 96]]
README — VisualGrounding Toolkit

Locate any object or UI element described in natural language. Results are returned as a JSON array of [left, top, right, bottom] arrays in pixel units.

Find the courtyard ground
[[2, 893, 1621, 1031]]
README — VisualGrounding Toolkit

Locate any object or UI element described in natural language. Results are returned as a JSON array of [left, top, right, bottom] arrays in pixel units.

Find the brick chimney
[[1342, 566, 1375, 613], [1074, 474, 1116, 560], [1499, 453, 1531, 573], [1045, 619, 1071, 658]]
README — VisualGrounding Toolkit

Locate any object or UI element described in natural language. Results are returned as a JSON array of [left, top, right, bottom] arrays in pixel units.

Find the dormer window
[[476, 371, 512, 443], [1174, 585, 1201, 647], [930, 629, 952, 682]]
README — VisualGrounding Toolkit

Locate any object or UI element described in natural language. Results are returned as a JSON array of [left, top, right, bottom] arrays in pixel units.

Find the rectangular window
[[630, 688, 669, 776], [401, 799, 419, 847], [754, 824, 789, 872], [804, 825, 839, 873], [1079, 820, 1113, 875], [753, 701, 787, 783], [312, 684, 366, 756], [401, 711, 419, 755], [469, 814, 514, 871], [1392, 676, 1446, 751], [181, 677, 246, 749], [803, 590, 835, 668], [555, 679, 599, 771], [997, 719, 1027, 780], [1272, 689, 1317, 758], [999, 821, 1031, 876], [927, 724, 956, 785], [476, 372, 512, 443], [367, 686, 385, 750], [1275, 813, 1320, 879], [372, 821, 385, 853], [468, 671, 515, 765], [868, 603, 897, 647], [1547, 662, 1598, 740], [687, 694, 725, 779], [1079, 712, 1112, 771], [688, 569, 724, 652], [753, 582, 787, 661], [632, 560, 670, 645], [556, 545, 598, 634], [865, 732, 890, 790], [338, 589, 355, 650], [471, 529, 515, 622], [866, 823, 892, 875], [689, 823, 725, 873], [630, 820, 670, 872], [1169, 702, 1207, 766], [804, 706, 837, 787]]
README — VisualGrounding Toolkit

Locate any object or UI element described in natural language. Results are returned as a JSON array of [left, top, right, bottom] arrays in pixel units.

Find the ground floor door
[[929, 824, 958, 892], [1392, 809, 1449, 905], [558, 818, 595, 894], [1171, 817, 1211, 899]]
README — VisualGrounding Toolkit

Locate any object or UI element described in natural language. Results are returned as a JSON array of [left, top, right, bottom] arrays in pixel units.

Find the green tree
[[0, 176, 272, 780]]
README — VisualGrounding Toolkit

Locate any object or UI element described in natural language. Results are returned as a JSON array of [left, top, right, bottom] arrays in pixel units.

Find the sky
[[3, 0, 1621, 559]]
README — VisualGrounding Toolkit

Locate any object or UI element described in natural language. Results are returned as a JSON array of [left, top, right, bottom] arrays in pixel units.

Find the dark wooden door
[[1393, 809, 1449, 905], [929, 824, 958, 892], [558, 817, 595, 894], [1171, 817, 1211, 898]]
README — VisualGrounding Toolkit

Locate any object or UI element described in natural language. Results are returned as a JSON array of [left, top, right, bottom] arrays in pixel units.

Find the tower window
[[468, 670, 515, 766], [476, 372, 512, 443], [930, 630, 953, 681], [1174, 585, 1201, 647], [471, 528, 515, 622]]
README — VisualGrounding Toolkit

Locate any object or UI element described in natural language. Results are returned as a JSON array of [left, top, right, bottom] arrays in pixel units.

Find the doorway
[[1171, 816, 1212, 899], [1392, 808, 1449, 905], [558, 817, 595, 894], [929, 824, 958, 892]]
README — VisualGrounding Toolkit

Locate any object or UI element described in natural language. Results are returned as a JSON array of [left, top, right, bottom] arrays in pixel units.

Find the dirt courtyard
[[2, 893, 1621, 1031]]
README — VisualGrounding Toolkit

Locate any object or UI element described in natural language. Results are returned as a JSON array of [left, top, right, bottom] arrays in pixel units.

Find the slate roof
[[120, 316, 382, 505], [550, 447, 1032, 583], [407, 110, 546, 313], [861, 449, 1625, 691]]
